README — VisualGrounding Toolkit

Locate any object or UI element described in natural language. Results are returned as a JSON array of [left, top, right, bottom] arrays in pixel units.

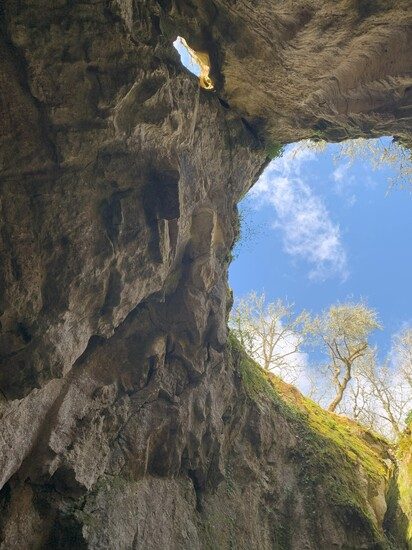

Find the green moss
[[310, 129, 326, 141], [265, 142, 283, 160], [228, 333, 392, 545], [227, 208, 242, 263]]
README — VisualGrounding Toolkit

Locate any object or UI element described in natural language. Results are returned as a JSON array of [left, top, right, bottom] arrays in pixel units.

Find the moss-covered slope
[[229, 333, 409, 549]]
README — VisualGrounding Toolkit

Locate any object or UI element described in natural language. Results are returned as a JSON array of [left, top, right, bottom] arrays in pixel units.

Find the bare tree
[[229, 292, 309, 380], [296, 137, 412, 188], [362, 359, 410, 438], [231, 293, 410, 439], [393, 327, 412, 390], [308, 303, 380, 412], [346, 370, 374, 423], [336, 138, 412, 188], [335, 340, 412, 440]]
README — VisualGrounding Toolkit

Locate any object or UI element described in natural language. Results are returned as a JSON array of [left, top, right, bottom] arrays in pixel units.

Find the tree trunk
[[328, 362, 352, 412]]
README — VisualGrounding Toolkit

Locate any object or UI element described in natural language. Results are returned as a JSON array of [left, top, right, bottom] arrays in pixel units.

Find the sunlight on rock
[[173, 36, 214, 90]]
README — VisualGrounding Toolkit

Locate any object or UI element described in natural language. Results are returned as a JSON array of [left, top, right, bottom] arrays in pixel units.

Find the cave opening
[[173, 36, 214, 90], [229, 137, 412, 440]]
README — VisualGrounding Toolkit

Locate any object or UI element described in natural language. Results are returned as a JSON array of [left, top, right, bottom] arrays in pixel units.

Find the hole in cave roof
[[173, 36, 214, 90]]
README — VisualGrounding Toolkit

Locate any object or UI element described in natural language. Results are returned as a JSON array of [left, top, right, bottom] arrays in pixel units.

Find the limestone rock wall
[[0, 1, 411, 548]]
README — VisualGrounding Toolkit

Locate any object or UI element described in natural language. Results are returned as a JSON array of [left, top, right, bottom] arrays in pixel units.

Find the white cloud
[[332, 162, 357, 204], [333, 162, 350, 183], [250, 144, 348, 281]]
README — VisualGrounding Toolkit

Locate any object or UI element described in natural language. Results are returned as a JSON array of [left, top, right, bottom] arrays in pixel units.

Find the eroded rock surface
[[0, 1, 411, 548]]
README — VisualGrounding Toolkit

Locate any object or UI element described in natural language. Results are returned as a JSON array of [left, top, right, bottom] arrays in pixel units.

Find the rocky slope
[[0, 0, 411, 548]]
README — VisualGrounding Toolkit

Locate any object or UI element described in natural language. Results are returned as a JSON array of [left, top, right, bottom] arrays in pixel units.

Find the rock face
[[0, 1, 411, 548]]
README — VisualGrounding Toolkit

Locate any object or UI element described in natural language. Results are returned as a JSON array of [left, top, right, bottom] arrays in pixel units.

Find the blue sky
[[230, 142, 412, 358], [174, 38, 200, 76]]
